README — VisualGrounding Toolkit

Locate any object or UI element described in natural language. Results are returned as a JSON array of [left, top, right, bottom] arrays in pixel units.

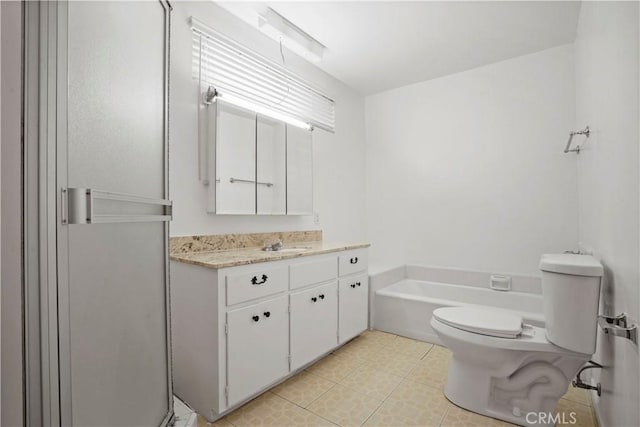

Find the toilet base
[[443, 355, 587, 427], [431, 317, 591, 427]]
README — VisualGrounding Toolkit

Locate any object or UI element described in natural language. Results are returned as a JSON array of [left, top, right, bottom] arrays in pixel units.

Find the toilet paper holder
[[598, 313, 638, 346]]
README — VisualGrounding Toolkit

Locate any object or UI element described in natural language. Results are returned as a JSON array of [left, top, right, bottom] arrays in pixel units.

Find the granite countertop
[[170, 241, 370, 269]]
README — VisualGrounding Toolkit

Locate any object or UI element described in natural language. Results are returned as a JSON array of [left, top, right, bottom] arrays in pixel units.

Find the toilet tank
[[539, 254, 603, 354]]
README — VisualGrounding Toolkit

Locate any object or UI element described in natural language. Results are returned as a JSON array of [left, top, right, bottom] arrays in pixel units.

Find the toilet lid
[[433, 307, 523, 338]]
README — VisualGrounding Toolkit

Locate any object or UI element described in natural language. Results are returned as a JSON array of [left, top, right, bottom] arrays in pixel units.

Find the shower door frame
[[23, 2, 174, 426]]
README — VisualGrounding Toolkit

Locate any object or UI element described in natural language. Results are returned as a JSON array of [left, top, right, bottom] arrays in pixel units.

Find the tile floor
[[197, 330, 597, 427]]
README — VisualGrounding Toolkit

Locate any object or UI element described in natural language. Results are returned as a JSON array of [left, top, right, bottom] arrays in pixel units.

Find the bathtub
[[374, 278, 544, 345]]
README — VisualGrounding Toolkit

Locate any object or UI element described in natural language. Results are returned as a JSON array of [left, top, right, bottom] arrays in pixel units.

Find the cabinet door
[[339, 274, 369, 344], [257, 116, 286, 214], [290, 282, 338, 370], [216, 102, 256, 214], [286, 126, 313, 215], [227, 296, 289, 407]]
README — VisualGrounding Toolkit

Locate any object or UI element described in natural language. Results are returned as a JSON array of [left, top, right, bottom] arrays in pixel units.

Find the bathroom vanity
[[169, 232, 369, 421]]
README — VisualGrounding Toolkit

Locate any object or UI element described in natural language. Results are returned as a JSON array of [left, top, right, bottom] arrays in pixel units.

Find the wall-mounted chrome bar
[[229, 177, 273, 188], [598, 313, 638, 345], [64, 188, 172, 225], [564, 126, 590, 154]]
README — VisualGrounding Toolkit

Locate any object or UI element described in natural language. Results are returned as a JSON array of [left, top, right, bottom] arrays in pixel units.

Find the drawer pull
[[350, 283, 356, 288], [252, 315, 260, 322], [349, 257, 358, 264], [311, 297, 317, 303], [356, 282, 361, 287], [251, 274, 268, 285], [319, 294, 325, 300], [263, 311, 271, 318]]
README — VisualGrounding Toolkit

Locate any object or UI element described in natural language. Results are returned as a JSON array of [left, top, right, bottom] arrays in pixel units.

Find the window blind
[[191, 17, 336, 133]]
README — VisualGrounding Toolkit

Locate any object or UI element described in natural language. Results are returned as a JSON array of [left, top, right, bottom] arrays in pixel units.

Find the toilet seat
[[433, 307, 522, 338], [431, 311, 590, 356]]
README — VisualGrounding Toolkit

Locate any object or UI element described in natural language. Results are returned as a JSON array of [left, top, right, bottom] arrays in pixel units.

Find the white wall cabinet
[[256, 116, 287, 215], [214, 102, 257, 214], [170, 248, 368, 422], [286, 126, 314, 215], [206, 101, 313, 215]]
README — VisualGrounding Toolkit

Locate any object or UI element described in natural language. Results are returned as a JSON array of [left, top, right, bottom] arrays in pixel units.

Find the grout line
[[438, 403, 453, 427], [358, 394, 386, 427], [303, 381, 338, 408]]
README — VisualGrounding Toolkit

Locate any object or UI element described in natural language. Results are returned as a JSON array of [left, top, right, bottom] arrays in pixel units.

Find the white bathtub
[[374, 279, 544, 344]]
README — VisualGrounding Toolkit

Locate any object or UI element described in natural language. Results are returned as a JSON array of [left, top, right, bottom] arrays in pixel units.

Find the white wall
[[574, 2, 640, 426], [0, 3, 3, 423], [365, 45, 577, 275], [1, 1, 23, 425], [169, 2, 367, 243]]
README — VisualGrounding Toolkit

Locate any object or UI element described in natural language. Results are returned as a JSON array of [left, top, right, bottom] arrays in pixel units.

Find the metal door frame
[[23, 2, 174, 425]]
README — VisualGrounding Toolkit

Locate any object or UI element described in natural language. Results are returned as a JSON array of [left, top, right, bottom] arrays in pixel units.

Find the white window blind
[[191, 17, 336, 133]]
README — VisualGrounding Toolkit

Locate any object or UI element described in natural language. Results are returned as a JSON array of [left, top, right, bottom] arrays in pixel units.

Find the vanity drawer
[[226, 266, 288, 306], [339, 250, 368, 276], [290, 257, 338, 290]]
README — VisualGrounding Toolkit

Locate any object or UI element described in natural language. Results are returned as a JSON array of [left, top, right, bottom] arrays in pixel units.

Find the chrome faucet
[[263, 239, 283, 251]]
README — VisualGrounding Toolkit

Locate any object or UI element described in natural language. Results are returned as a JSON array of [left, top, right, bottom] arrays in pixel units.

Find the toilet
[[431, 254, 603, 427]]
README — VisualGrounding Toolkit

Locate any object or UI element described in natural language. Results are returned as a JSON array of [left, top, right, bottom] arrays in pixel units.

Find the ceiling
[[218, 1, 581, 96]]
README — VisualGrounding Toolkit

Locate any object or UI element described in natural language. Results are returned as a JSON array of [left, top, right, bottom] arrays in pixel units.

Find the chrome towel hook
[[564, 126, 590, 154]]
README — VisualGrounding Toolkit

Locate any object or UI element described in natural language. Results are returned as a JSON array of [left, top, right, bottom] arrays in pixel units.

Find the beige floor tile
[[224, 392, 335, 427], [197, 414, 234, 427], [332, 339, 385, 363], [562, 385, 592, 406], [307, 383, 383, 427], [338, 365, 404, 400], [389, 378, 450, 414], [360, 330, 399, 347], [427, 344, 452, 359], [272, 371, 336, 408], [390, 336, 434, 360], [555, 398, 596, 427], [441, 405, 515, 427], [333, 336, 392, 362], [365, 378, 450, 427], [363, 347, 421, 378], [305, 354, 361, 382], [409, 346, 451, 389]]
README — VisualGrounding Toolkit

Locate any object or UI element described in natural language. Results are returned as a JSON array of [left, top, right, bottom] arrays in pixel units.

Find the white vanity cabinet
[[290, 281, 338, 371], [170, 247, 368, 422], [337, 249, 369, 343], [339, 274, 369, 344], [226, 295, 289, 407]]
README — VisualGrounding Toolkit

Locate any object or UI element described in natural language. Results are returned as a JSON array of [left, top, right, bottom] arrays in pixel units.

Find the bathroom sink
[[273, 247, 312, 253]]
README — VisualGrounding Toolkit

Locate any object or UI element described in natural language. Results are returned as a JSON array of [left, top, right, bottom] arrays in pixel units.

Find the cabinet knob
[[252, 315, 260, 322], [251, 274, 268, 285], [356, 282, 361, 287], [311, 297, 317, 302], [319, 294, 325, 300], [350, 284, 356, 288], [349, 257, 358, 264], [263, 311, 271, 318]]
